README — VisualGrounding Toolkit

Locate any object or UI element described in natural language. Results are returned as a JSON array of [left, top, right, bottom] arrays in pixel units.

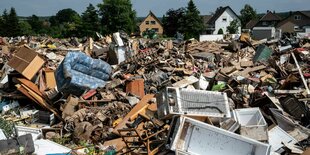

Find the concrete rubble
[[0, 33, 309, 155]]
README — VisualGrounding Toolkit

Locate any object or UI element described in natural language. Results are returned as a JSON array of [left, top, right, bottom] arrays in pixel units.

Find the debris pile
[[0, 33, 309, 155]]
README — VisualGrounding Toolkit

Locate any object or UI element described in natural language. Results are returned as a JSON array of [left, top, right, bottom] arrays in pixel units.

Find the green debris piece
[[211, 83, 226, 91], [253, 44, 273, 62], [105, 150, 116, 155], [0, 117, 15, 138]]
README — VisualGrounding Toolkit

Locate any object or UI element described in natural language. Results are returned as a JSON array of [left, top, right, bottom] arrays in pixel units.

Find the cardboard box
[[8, 46, 45, 80], [126, 79, 145, 98]]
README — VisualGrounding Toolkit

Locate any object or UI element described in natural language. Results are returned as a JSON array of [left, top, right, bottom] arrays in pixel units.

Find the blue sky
[[0, 0, 309, 17]]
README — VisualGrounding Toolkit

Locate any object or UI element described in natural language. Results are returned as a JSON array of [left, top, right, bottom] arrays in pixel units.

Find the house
[[205, 6, 241, 34], [277, 11, 310, 33], [245, 11, 282, 40], [256, 11, 282, 27], [139, 11, 163, 35], [245, 11, 282, 30]]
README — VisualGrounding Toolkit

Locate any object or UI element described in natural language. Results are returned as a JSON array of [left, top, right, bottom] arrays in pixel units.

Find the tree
[[227, 19, 240, 34], [19, 21, 33, 36], [6, 8, 21, 37], [54, 8, 81, 37], [240, 4, 257, 28], [80, 4, 100, 37], [98, 0, 136, 34], [162, 8, 186, 37], [49, 15, 59, 27], [0, 9, 9, 36], [55, 8, 80, 24], [28, 15, 43, 34], [182, 0, 204, 39]]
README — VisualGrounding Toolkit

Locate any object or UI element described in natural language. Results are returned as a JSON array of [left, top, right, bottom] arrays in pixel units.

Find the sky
[[0, 0, 309, 17]]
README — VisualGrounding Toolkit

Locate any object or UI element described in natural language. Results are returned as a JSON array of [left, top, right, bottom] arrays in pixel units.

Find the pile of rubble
[[0, 32, 309, 155]]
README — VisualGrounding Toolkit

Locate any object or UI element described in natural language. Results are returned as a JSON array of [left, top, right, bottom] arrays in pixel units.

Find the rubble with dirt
[[0, 32, 309, 155]]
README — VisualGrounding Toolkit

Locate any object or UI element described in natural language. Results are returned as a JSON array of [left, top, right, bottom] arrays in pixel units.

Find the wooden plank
[[113, 94, 154, 135], [19, 83, 62, 121], [17, 78, 43, 96], [16, 84, 39, 103]]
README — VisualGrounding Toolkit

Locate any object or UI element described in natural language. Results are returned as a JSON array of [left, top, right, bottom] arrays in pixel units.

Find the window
[[294, 15, 301, 20], [151, 21, 156, 25], [294, 26, 300, 31], [146, 21, 149, 25], [153, 28, 159, 32], [222, 17, 227, 22], [262, 21, 268, 26]]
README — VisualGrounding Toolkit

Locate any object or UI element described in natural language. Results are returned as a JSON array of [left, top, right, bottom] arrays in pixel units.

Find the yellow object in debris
[[239, 32, 250, 43], [47, 44, 57, 49], [113, 118, 122, 127]]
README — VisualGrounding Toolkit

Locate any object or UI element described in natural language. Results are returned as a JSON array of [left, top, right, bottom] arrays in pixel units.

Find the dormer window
[[294, 15, 301, 20]]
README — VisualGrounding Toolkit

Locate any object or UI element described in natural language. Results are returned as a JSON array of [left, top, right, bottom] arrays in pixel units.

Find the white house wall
[[214, 9, 241, 34]]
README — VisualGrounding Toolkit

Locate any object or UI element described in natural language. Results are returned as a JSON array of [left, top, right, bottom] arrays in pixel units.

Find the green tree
[[0, 15, 4, 36], [49, 15, 59, 27], [19, 21, 33, 36], [98, 0, 136, 34], [55, 8, 80, 24], [28, 15, 43, 34], [54, 8, 81, 37], [182, 0, 204, 39], [162, 8, 186, 37], [0, 9, 9, 36], [80, 4, 100, 37], [3, 7, 21, 37], [227, 19, 240, 34], [240, 4, 257, 28]]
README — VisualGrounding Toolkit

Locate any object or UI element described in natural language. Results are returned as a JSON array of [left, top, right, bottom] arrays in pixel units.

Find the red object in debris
[[82, 89, 97, 100], [126, 79, 145, 98], [304, 73, 310, 78], [123, 74, 132, 80], [139, 48, 150, 53], [295, 48, 305, 53]]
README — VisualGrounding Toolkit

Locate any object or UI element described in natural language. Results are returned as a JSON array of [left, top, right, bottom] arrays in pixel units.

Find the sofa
[[55, 52, 112, 96]]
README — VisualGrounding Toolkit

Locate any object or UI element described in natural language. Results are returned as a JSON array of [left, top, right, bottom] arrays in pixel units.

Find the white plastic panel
[[171, 116, 271, 155]]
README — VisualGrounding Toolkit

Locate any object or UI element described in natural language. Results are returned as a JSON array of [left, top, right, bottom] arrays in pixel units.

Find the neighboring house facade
[[245, 11, 282, 30], [256, 11, 282, 27], [277, 11, 310, 33], [139, 11, 163, 35], [205, 6, 241, 34]]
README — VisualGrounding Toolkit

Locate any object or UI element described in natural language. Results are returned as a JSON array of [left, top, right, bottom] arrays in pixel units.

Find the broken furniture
[[55, 51, 112, 96]]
